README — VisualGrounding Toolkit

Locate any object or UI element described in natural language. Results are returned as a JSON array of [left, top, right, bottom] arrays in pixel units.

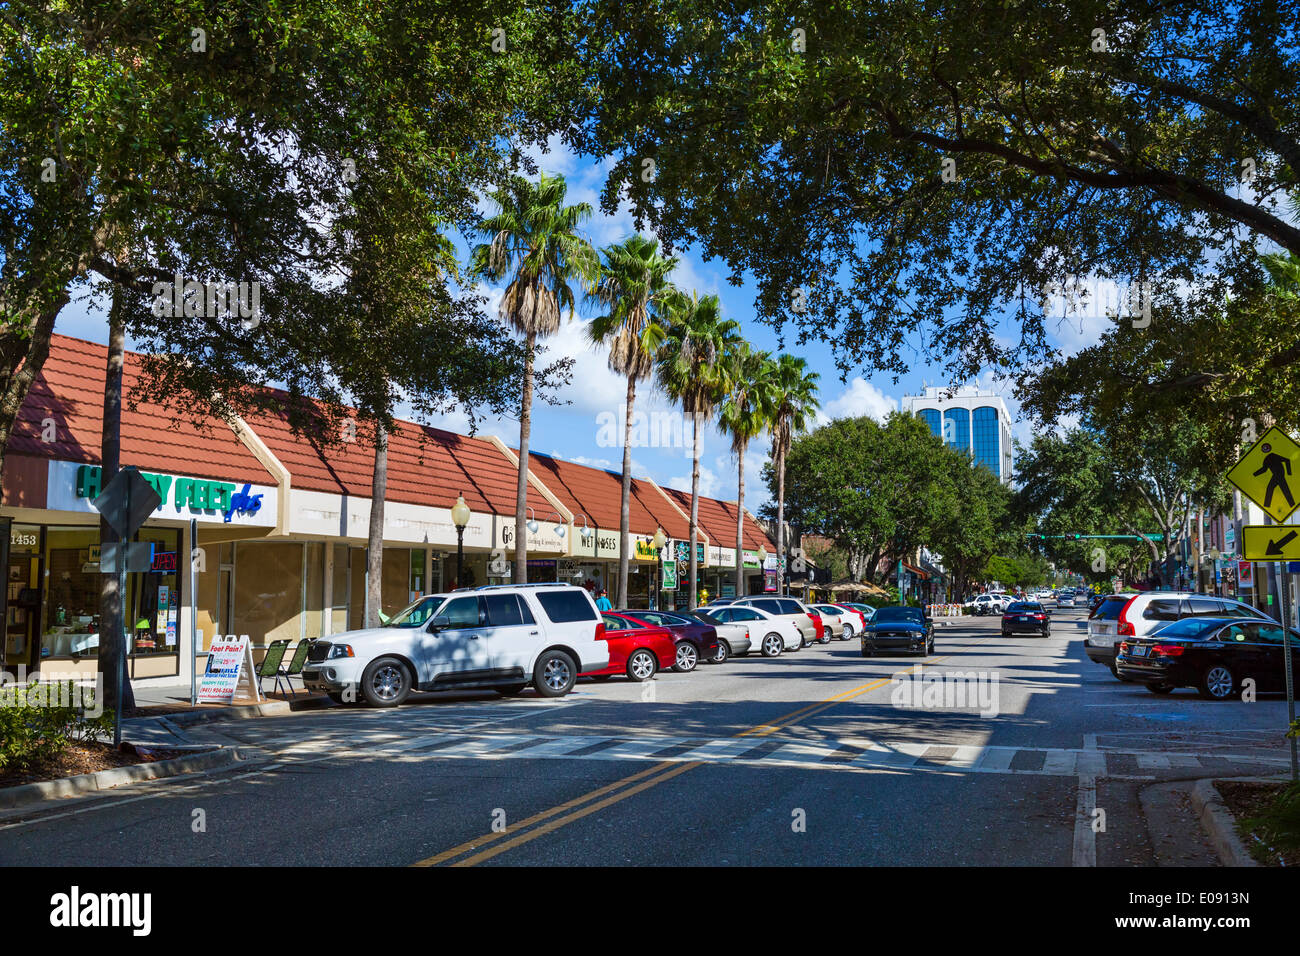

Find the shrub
[[0, 680, 114, 772]]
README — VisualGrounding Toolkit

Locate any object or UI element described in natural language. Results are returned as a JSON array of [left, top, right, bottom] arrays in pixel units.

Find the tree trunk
[[776, 445, 786, 595], [735, 443, 746, 596], [99, 291, 134, 711], [618, 374, 635, 607], [365, 422, 388, 628], [514, 329, 535, 584], [688, 410, 701, 607]]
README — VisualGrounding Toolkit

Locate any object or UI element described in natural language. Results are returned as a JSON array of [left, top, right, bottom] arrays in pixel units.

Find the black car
[[861, 606, 934, 657], [1001, 601, 1051, 638], [1116, 615, 1300, 699]]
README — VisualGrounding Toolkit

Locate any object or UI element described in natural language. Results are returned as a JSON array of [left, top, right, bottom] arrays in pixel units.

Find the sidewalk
[[120, 678, 330, 746]]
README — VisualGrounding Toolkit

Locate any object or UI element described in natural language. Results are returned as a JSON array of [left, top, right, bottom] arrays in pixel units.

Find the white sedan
[[699, 604, 804, 656]]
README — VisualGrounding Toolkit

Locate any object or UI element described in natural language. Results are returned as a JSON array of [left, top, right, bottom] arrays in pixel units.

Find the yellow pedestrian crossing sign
[[1227, 426, 1300, 522], [1241, 525, 1300, 561]]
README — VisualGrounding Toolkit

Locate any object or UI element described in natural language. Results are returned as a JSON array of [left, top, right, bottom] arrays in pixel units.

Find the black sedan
[[861, 606, 934, 657], [1001, 601, 1051, 637], [1116, 615, 1300, 699]]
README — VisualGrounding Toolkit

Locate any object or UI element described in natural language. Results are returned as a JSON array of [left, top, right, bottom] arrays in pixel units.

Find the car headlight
[[329, 644, 354, 659]]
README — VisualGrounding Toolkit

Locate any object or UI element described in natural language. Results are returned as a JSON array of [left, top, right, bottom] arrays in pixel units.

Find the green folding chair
[[277, 639, 316, 697], [256, 639, 291, 695]]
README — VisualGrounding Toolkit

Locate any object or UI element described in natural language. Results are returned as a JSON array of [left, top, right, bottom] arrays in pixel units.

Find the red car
[[583, 613, 678, 682]]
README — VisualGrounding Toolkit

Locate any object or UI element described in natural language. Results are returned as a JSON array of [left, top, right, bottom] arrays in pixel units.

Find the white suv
[[967, 593, 1009, 616], [1085, 591, 1269, 678], [302, 584, 609, 706]]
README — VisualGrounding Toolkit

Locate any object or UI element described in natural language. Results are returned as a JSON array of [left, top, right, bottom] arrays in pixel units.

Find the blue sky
[[51, 135, 1111, 512]]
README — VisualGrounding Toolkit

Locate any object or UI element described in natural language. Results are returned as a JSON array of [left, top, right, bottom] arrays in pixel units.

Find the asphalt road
[[3, 608, 1294, 866]]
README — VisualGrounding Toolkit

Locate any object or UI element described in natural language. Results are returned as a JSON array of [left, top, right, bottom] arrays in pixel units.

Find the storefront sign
[[53, 462, 276, 527], [595, 530, 620, 559], [742, 550, 762, 569], [709, 546, 737, 568], [634, 538, 661, 561], [496, 517, 565, 554], [673, 540, 706, 565], [10, 527, 37, 548], [150, 551, 178, 573], [569, 526, 597, 558]]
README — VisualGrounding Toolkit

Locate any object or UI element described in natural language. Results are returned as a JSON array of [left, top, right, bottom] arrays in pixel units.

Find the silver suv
[[302, 583, 609, 705], [1085, 591, 1269, 678]]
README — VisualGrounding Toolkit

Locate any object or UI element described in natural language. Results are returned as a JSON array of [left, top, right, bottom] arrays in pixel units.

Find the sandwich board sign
[[1227, 426, 1300, 523], [197, 635, 263, 704]]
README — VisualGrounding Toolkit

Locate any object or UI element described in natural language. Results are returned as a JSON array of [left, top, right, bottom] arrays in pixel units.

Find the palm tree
[[470, 172, 599, 582], [588, 235, 679, 607], [657, 292, 742, 607], [767, 355, 820, 595], [718, 343, 777, 597]]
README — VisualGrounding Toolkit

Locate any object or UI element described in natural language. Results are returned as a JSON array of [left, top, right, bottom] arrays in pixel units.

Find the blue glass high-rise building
[[904, 387, 1014, 483]]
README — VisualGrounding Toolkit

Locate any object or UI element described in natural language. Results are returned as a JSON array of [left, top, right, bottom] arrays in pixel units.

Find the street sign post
[[90, 466, 162, 746], [1227, 425, 1300, 523]]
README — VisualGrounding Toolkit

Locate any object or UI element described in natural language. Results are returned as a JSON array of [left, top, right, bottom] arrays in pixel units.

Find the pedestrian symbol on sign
[[1226, 426, 1300, 522]]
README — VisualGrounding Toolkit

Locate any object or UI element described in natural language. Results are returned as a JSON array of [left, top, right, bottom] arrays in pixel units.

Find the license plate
[[1131, 646, 1148, 657], [1017, 616, 1027, 621]]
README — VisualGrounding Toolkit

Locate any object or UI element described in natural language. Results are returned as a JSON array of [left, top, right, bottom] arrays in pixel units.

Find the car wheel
[[761, 633, 784, 657], [673, 642, 699, 672], [533, 650, 578, 697], [625, 649, 657, 682], [1147, 683, 1175, 695], [496, 683, 527, 696], [1001, 630, 1010, 638], [819, 632, 831, 645], [709, 640, 729, 664], [360, 656, 411, 708], [1198, 664, 1236, 700], [927, 640, 934, 654], [842, 623, 855, 640]]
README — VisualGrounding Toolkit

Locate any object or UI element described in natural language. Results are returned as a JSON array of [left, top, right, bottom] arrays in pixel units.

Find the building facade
[[0, 334, 776, 687], [902, 386, 1015, 483]]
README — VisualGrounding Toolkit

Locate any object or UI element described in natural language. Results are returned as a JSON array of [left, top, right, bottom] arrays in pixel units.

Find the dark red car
[[583, 614, 677, 682], [613, 610, 719, 672]]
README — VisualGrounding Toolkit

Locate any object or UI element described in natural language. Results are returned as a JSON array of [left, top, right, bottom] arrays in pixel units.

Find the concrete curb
[[0, 746, 254, 810], [130, 695, 330, 730], [1190, 779, 1259, 867]]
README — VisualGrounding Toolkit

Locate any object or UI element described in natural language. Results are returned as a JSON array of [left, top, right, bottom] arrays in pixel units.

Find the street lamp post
[[757, 545, 768, 594], [451, 494, 472, 589], [652, 527, 667, 610]]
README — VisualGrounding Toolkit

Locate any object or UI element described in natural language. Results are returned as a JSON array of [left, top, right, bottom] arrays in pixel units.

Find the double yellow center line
[[413, 644, 979, 866]]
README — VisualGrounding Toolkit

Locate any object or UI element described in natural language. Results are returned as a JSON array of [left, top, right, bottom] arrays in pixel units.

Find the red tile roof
[[664, 487, 775, 551], [238, 402, 551, 517], [7, 334, 274, 485], [526, 452, 690, 540]]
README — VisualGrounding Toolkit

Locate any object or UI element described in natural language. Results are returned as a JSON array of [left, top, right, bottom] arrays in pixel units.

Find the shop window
[[235, 541, 305, 646], [382, 548, 411, 616]]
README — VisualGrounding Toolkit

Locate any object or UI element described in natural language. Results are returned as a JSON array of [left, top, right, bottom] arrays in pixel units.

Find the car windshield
[[688, 611, 722, 625], [1147, 618, 1222, 640], [873, 606, 924, 624], [386, 595, 447, 628]]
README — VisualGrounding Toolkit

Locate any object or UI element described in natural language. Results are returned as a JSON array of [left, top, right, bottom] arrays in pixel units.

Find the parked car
[[1086, 591, 1270, 678], [582, 613, 678, 682], [810, 604, 856, 640], [302, 584, 609, 705], [731, 596, 819, 645], [614, 609, 720, 671], [830, 603, 870, 637], [1116, 616, 1300, 699], [805, 607, 839, 643], [700, 604, 802, 656], [861, 605, 934, 657], [966, 593, 1009, 616], [678, 609, 752, 661], [1001, 601, 1052, 638]]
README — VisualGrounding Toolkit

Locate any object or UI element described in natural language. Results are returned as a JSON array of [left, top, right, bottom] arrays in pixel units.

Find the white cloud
[[666, 464, 720, 498], [815, 377, 898, 425]]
